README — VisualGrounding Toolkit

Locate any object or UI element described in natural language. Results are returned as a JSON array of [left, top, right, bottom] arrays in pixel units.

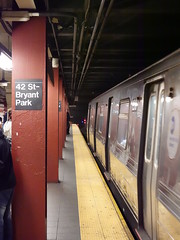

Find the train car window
[[90, 106, 95, 129], [145, 94, 156, 160], [98, 105, 104, 134], [117, 99, 130, 149], [108, 99, 114, 139], [90, 113, 93, 129]]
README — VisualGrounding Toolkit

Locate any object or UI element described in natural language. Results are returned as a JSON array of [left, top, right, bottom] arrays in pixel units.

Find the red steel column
[[63, 91, 67, 143], [62, 86, 65, 146], [65, 98, 68, 136], [58, 78, 63, 159], [47, 68, 59, 182], [12, 18, 46, 240]]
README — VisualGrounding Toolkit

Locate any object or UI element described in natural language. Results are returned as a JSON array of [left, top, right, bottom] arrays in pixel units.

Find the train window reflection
[[90, 107, 95, 129], [108, 99, 114, 139], [146, 94, 156, 160], [117, 99, 130, 149], [98, 105, 104, 133], [155, 90, 164, 167]]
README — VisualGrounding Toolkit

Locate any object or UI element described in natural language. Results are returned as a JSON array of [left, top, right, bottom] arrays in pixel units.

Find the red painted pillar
[[58, 78, 63, 159], [47, 68, 59, 182], [62, 86, 66, 146], [65, 98, 68, 136], [12, 18, 46, 240], [63, 93, 67, 143]]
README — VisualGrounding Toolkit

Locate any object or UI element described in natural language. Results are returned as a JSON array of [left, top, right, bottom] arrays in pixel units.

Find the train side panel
[[156, 66, 180, 239]]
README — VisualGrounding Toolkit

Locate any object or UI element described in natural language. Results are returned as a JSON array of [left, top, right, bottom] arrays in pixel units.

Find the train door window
[[87, 105, 91, 140], [90, 111, 93, 129], [90, 106, 95, 129], [108, 98, 114, 139], [87, 105, 91, 125], [98, 105, 104, 134], [145, 94, 157, 160], [155, 90, 164, 166], [117, 99, 130, 149]]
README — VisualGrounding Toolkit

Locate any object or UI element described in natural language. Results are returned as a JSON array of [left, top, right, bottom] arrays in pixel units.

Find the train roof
[[89, 48, 180, 104]]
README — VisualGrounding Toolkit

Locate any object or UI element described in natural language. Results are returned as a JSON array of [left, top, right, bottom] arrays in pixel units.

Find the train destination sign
[[15, 80, 42, 110]]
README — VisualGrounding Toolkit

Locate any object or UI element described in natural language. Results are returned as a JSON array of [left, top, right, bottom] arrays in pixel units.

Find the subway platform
[[47, 125, 134, 240]]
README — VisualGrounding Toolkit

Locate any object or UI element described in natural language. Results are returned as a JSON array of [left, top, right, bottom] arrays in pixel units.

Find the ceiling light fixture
[[0, 71, 10, 87], [0, 52, 12, 71], [15, 0, 36, 9], [1, 11, 30, 22], [74, 96, 78, 102]]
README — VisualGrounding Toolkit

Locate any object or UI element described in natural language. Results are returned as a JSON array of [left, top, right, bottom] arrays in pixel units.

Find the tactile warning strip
[[72, 125, 134, 240]]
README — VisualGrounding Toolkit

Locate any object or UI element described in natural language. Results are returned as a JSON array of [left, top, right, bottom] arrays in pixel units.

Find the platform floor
[[47, 125, 134, 240]]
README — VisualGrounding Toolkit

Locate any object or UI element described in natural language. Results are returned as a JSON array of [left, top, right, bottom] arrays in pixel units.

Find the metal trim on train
[[87, 49, 180, 240]]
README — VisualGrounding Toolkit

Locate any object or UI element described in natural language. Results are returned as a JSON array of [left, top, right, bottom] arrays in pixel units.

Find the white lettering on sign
[[15, 80, 42, 110], [16, 91, 40, 99], [16, 99, 32, 106], [16, 83, 40, 91]]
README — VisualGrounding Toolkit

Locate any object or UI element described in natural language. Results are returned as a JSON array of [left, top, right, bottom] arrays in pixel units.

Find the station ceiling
[[0, 0, 180, 120]]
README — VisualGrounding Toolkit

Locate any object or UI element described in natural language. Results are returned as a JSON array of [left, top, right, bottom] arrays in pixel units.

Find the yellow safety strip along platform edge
[[72, 125, 134, 240]]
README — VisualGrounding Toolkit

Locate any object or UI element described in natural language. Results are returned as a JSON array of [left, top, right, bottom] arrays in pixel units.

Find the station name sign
[[15, 80, 42, 110]]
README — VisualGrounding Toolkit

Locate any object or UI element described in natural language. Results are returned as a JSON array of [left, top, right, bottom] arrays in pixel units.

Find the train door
[[89, 104, 96, 150], [94, 102, 98, 153], [142, 80, 164, 239], [87, 105, 91, 143], [105, 97, 113, 172]]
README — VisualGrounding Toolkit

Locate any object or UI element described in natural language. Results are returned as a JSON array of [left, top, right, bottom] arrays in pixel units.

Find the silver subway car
[[87, 49, 180, 240]]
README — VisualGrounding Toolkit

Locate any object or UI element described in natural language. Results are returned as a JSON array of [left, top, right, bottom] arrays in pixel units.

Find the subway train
[[87, 49, 180, 240]]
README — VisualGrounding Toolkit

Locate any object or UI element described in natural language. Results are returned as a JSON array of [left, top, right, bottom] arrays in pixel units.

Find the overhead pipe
[[29, 11, 75, 18], [45, 2, 65, 86], [48, 17, 65, 81], [5, 21, 12, 30], [1, 9, 77, 97], [78, 0, 114, 89], [73, 0, 91, 91], [0, 42, 12, 57], [77, 0, 106, 90], [40, 5, 76, 93], [71, 16, 77, 90], [40, 12, 77, 96], [0, 19, 12, 36]]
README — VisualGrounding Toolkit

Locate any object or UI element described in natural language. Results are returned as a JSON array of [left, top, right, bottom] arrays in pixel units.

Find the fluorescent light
[[1, 11, 30, 22], [0, 71, 9, 87], [0, 52, 12, 71], [74, 96, 78, 102], [16, 0, 36, 9], [52, 58, 59, 68], [48, 47, 52, 59], [0, 81, 8, 87], [69, 105, 76, 108]]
